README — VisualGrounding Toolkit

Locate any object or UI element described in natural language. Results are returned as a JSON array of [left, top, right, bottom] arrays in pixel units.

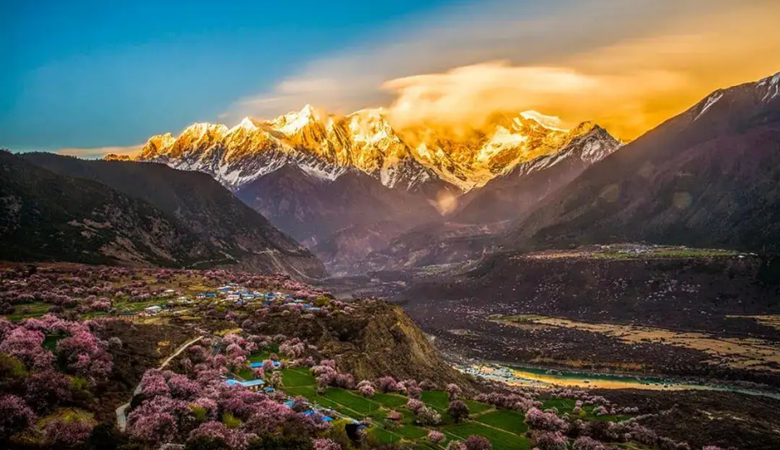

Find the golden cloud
[[382, 62, 687, 139], [231, 0, 780, 141], [380, 2, 780, 140]]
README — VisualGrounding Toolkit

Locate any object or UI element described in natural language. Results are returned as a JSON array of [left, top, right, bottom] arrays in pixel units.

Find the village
[[137, 283, 325, 317]]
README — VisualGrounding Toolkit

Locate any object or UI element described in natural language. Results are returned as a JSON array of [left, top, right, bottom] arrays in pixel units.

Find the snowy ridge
[[136, 106, 619, 192], [757, 72, 780, 103], [511, 124, 621, 178], [694, 91, 724, 121]]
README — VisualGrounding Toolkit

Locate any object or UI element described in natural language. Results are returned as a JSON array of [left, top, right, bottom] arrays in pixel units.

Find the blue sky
[[1, 0, 455, 151], [3, 0, 779, 154]]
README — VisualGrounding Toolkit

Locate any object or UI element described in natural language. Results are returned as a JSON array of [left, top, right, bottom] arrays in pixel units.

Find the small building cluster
[[225, 378, 267, 391], [195, 283, 324, 312]]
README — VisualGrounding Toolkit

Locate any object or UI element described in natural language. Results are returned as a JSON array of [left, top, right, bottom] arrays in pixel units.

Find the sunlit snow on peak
[[271, 104, 323, 135], [519, 110, 568, 131]]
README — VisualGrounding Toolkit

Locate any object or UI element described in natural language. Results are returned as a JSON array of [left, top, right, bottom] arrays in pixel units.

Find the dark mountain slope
[[507, 72, 780, 252], [311, 220, 408, 275], [355, 221, 502, 273], [20, 153, 327, 278], [454, 124, 621, 224], [0, 151, 212, 266], [235, 165, 442, 248]]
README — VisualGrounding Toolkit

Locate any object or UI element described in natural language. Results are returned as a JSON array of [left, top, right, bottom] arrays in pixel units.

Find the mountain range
[[360, 71, 780, 273], [0, 152, 326, 278], [129, 106, 621, 271], [507, 71, 780, 254], [134, 106, 617, 193], [9, 70, 778, 278]]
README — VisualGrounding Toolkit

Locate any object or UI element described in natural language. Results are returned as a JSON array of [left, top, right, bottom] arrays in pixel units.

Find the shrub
[[188, 421, 256, 450], [525, 407, 567, 432], [463, 435, 492, 450], [24, 370, 72, 414], [535, 431, 568, 450], [448, 400, 470, 423], [407, 398, 424, 413], [43, 419, 93, 447], [573, 436, 607, 450], [377, 376, 398, 393], [446, 383, 462, 401], [0, 394, 36, 440], [415, 405, 441, 426], [313, 438, 341, 450], [428, 430, 445, 444], [357, 381, 375, 398], [0, 327, 53, 371]]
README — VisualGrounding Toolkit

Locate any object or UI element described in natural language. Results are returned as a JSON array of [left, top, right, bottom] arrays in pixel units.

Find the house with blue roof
[[303, 410, 333, 420], [225, 378, 266, 391]]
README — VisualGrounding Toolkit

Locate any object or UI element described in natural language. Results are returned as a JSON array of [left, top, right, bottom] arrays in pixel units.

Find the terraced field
[[227, 361, 638, 449], [268, 368, 576, 449]]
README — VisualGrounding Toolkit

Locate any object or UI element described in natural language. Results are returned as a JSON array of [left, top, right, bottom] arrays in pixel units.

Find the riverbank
[[457, 361, 780, 400]]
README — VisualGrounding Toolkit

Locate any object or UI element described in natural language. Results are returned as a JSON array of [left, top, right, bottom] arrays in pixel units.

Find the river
[[457, 362, 780, 400]]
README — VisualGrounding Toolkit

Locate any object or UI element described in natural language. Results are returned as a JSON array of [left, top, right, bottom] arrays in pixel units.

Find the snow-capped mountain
[[453, 122, 622, 224], [506, 70, 780, 253], [131, 106, 621, 270], [134, 106, 618, 193], [510, 122, 621, 177], [138, 106, 437, 192], [404, 111, 584, 189]]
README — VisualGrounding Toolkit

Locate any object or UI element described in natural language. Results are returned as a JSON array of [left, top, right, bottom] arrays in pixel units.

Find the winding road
[[115, 335, 204, 431]]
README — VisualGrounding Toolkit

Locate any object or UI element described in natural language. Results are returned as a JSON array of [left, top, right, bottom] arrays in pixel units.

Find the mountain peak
[[134, 105, 616, 193], [349, 107, 387, 121], [756, 71, 780, 103], [237, 116, 258, 130], [519, 110, 567, 130], [181, 122, 228, 138], [567, 121, 598, 137], [271, 104, 323, 135]]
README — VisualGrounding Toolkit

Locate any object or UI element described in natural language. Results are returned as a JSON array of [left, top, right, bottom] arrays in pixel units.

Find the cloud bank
[[227, 0, 780, 140]]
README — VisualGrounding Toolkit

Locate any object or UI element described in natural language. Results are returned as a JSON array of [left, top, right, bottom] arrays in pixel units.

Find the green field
[[394, 423, 430, 439], [592, 247, 739, 260], [372, 392, 409, 408], [237, 368, 254, 380], [541, 398, 577, 413], [475, 410, 528, 434], [371, 428, 401, 444], [444, 421, 532, 450], [9, 302, 52, 321], [322, 388, 382, 415], [281, 368, 316, 387], [274, 374, 633, 450], [420, 390, 451, 410], [248, 352, 270, 363], [283, 385, 371, 419], [465, 399, 493, 415], [247, 345, 278, 364]]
